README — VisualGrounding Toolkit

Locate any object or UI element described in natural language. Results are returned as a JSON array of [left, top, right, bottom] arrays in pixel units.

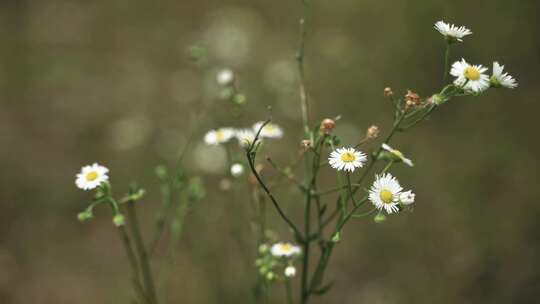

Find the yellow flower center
[[215, 130, 225, 141], [279, 243, 292, 252], [264, 124, 275, 131], [464, 67, 480, 81], [391, 150, 403, 158], [379, 189, 393, 204], [85, 171, 99, 182], [340, 152, 356, 163]]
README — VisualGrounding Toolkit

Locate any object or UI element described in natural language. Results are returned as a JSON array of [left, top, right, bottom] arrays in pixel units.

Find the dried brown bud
[[404, 90, 421, 109], [301, 139, 312, 149], [384, 87, 393, 97], [366, 125, 380, 139], [320, 118, 336, 134]]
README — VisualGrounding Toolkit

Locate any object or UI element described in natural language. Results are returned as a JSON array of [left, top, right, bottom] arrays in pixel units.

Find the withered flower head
[[366, 125, 380, 139], [320, 118, 336, 134], [384, 87, 393, 97], [404, 90, 421, 109]]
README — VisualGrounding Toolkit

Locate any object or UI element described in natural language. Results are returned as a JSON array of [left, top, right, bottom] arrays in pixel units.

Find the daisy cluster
[[450, 59, 517, 93], [328, 144, 416, 214], [434, 21, 517, 93], [256, 242, 302, 281], [203, 121, 283, 147]]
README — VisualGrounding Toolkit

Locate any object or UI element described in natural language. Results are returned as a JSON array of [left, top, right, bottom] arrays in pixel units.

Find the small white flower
[[328, 147, 367, 172], [491, 62, 518, 89], [230, 163, 244, 177], [253, 121, 283, 139], [434, 21, 472, 42], [271, 242, 301, 258], [382, 144, 414, 167], [235, 128, 257, 147], [368, 173, 403, 214], [284, 266, 296, 277], [399, 190, 415, 205], [216, 68, 235, 86], [204, 128, 235, 145], [75, 163, 109, 190], [450, 59, 490, 93]]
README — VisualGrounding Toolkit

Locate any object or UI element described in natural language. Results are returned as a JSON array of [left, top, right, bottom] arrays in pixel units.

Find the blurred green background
[[1, 0, 539, 303]]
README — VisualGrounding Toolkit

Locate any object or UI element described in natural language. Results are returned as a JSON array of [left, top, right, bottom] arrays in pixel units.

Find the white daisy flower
[[328, 147, 367, 172], [491, 62, 518, 89], [235, 128, 257, 147], [284, 266, 296, 277], [75, 163, 109, 190], [382, 144, 414, 167], [271, 242, 301, 258], [216, 68, 235, 86], [450, 59, 490, 93], [368, 173, 403, 214], [204, 128, 235, 145], [230, 163, 244, 177], [399, 190, 415, 205], [434, 21, 472, 42], [253, 121, 283, 139]]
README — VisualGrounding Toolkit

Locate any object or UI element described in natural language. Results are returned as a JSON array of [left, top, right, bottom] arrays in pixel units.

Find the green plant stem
[[296, 0, 311, 135], [246, 149, 304, 241], [443, 43, 451, 84], [150, 179, 173, 255], [107, 198, 148, 303], [118, 224, 149, 304], [126, 201, 158, 304], [286, 280, 294, 304]]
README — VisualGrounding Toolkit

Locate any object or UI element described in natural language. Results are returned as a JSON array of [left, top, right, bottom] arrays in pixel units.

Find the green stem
[[296, 0, 311, 135], [126, 201, 158, 304], [286, 280, 294, 304], [107, 198, 148, 304], [443, 43, 451, 84]]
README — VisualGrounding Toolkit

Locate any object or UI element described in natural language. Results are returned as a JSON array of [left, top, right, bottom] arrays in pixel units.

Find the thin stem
[[118, 225, 149, 304], [296, 0, 310, 135], [286, 280, 294, 304], [107, 198, 148, 304], [443, 43, 451, 84], [246, 150, 304, 241], [126, 201, 158, 304]]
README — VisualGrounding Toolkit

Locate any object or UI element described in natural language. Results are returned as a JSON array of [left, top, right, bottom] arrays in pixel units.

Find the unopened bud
[[216, 68, 235, 86], [374, 213, 387, 223], [113, 214, 126, 227], [366, 125, 380, 139], [429, 93, 446, 105], [77, 210, 93, 222], [320, 118, 336, 134], [384, 87, 393, 97], [284, 266, 297, 277]]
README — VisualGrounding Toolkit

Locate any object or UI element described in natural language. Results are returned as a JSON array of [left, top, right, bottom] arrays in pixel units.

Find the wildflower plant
[[211, 7, 518, 304], [74, 4, 518, 304]]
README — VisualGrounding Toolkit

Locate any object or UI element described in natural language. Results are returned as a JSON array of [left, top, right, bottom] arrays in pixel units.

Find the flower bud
[[232, 93, 246, 105], [331, 232, 341, 243], [374, 213, 387, 223], [284, 266, 297, 277], [320, 118, 336, 134], [77, 210, 93, 222], [230, 163, 244, 177], [113, 214, 126, 227], [383, 87, 393, 97], [366, 125, 379, 139], [216, 68, 235, 86], [429, 94, 447, 105]]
